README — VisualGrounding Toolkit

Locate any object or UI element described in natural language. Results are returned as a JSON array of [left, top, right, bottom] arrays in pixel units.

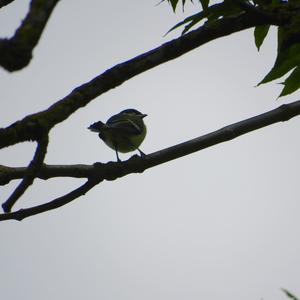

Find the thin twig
[[2, 135, 49, 212], [0, 179, 99, 221]]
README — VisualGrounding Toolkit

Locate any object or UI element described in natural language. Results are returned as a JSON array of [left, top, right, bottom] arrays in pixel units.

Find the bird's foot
[[137, 148, 146, 157]]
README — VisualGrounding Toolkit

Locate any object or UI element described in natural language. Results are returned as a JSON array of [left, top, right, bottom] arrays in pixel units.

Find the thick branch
[[0, 0, 60, 71], [0, 100, 299, 221], [0, 8, 287, 149], [1, 135, 49, 212]]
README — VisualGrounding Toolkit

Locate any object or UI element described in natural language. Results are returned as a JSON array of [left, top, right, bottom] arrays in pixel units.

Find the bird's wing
[[107, 117, 143, 135]]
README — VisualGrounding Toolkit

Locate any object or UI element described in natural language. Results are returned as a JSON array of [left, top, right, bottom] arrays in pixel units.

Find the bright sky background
[[1, 1, 300, 300]]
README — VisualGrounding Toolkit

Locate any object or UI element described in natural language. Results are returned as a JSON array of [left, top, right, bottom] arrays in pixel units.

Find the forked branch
[[2, 135, 49, 213], [1, 100, 299, 221], [0, 179, 99, 221]]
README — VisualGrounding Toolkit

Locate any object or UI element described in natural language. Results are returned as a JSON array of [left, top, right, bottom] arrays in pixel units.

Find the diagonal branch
[[1, 101, 300, 184], [0, 0, 15, 8], [0, 7, 287, 149], [1, 135, 49, 213], [0, 179, 98, 221], [0, 100, 299, 221], [0, 0, 60, 71]]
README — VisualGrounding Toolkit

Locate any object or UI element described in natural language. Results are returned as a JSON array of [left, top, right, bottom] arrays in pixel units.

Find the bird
[[88, 109, 147, 162]]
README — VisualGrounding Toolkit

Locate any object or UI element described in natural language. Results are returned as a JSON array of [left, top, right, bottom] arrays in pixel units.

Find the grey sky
[[1, 1, 300, 300]]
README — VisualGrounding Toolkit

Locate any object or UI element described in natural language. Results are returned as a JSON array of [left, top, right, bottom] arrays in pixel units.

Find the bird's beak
[[141, 114, 147, 118], [88, 126, 98, 132], [88, 121, 105, 132]]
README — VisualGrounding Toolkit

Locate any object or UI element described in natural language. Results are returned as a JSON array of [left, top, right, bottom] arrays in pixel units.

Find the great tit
[[88, 109, 147, 162]]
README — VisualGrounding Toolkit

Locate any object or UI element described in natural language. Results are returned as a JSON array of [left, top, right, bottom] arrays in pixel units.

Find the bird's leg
[[137, 148, 146, 157], [115, 149, 121, 162]]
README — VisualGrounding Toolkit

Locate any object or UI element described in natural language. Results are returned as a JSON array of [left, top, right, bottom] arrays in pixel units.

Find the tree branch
[[0, 0, 15, 8], [1, 100, 299, 221], [1, 135, 49, 212], [0, 6, 287, 149], [0, 0, 60, 71], [0, 179, 98, 221]]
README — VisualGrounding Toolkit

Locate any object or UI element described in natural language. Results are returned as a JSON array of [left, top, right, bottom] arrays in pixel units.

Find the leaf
[[277, 15, 300, 53], [254, 25, 270, 51], [277, 26, 285, 52], [272, 0, 281, 3], [181, 0, 187, 11], [206, 1, 243, 22], [170, 0, 180, 12], [289, 0, 300, 4], [278, 66, 300, 97], [164, 11, 204, 35], [164, 0, 194, 12], [166, 1, 244, 35], [199, 0, 209, 10], [258, 43, 300, 85], [181, 13, 205, 34], [258, 16, 300, 88], [282, 289, 299, 300]]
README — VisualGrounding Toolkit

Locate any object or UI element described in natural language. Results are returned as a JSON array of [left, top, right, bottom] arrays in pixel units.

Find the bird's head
[[120, 109, 147, 119], [88, 120, 105, 132]]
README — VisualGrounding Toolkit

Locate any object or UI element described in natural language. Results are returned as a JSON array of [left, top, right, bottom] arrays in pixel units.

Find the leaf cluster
[[257, 7, 300, 97], [164, 0, 300, 97], [162, 0, 209, 12]]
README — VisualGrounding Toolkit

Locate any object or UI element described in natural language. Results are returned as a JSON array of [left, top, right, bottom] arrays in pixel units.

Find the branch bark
[[0, 180, 98, 221], [1, 135, 49, 212], [0, 0, 60, 71], [1, 100, 299, 221]]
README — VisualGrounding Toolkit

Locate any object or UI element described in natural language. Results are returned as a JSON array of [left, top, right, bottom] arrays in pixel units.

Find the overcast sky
[[1, 1, 300, 300]]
